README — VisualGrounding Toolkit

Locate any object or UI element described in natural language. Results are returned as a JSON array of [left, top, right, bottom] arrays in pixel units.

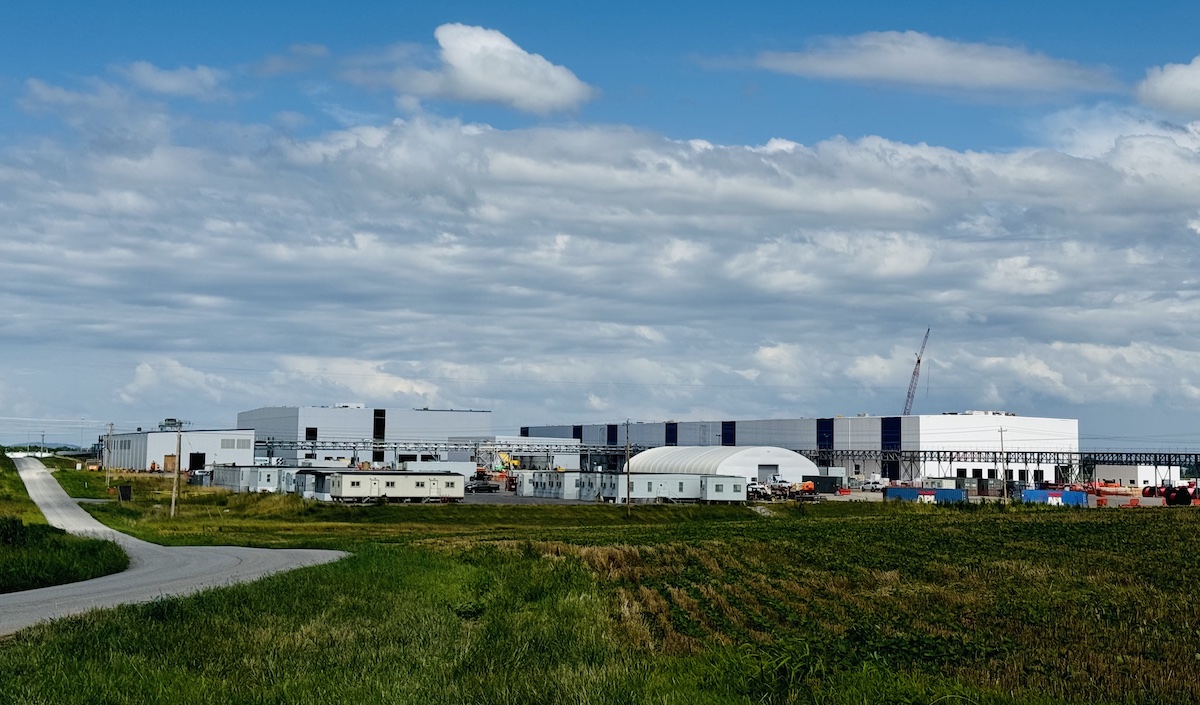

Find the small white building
[[1093, 464, 1182, 488], [513, 471, 536, 497], [328, 471, 466, 503], [532, 470, 584, 499], [295, 470, 336, 501], [211, 466, 283, 493], [593, 472, 746, 504]]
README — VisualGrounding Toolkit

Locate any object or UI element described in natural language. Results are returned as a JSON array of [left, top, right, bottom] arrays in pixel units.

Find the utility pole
[[170, 421, 182, 518], [624, 419, 631, 518], [105, 423, 114, 488], [40, 432, 45, 459], [999, 427, 1007, 502]]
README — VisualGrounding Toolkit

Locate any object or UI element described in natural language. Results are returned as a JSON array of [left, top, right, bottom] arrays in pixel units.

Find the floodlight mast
[[903, 328, 931, 416]]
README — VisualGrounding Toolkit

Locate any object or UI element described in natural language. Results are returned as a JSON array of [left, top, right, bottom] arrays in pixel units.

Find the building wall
[[238, 405, 493, 465], [524, 412, 1079, 484], [107, 430, 254, 471], [1094, 464, 1181, 488]]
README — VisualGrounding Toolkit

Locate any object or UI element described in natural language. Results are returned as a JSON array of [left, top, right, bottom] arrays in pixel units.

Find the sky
[[4, 1, 1200, 450]]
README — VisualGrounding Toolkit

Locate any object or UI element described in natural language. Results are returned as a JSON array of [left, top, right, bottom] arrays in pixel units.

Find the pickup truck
[[860, 480, 887, 492]]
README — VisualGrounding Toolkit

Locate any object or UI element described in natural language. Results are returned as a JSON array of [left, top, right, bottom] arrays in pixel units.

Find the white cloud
[[345, 24, 593, 114], [758, 31, 1116, 94], [982, 256, 1062, 295], [1136, 55, 1200, 117], [118, 61, 227, 99], [11, 75, 1200, 439]]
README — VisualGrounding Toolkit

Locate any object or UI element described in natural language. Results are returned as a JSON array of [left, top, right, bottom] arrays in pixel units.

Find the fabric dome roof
[[626, 446, 817, 483]]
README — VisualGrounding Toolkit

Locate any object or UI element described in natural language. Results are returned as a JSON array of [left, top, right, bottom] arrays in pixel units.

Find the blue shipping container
[[883, 488, 968, 504], [1016, 490, 1088, 507]]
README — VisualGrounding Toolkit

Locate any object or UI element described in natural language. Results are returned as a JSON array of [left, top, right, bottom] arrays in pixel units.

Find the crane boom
[[903, 328, 930, 416]]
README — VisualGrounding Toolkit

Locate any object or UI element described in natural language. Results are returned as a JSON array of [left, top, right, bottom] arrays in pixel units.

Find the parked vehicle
[[861, 480, 887, 492], [465, 479, 500, 493]]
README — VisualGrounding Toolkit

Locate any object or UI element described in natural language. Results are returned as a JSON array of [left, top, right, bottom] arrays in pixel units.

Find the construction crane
[[903, 328, 930, 416]]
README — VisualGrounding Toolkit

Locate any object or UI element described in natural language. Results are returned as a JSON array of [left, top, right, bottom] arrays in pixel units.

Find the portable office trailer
[[699, 475, 748, 503], [530, 471, 584, 499], [596, 472, 742, 504], [211, 466, 282, 493], [295, 470, 335, 501], [327, 471, 466, 503], [513, 471, 536, 497]]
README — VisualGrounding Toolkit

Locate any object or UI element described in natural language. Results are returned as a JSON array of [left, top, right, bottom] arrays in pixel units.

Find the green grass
[[2, 488, 1200, 703], [0, 449, 130, 593]]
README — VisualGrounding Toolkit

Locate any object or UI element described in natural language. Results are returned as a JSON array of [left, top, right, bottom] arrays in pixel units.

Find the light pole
[[999, 427, 1007, 501]]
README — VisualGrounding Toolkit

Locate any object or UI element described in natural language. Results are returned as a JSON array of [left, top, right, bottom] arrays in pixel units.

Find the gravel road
[[0, 457, 347, 636]]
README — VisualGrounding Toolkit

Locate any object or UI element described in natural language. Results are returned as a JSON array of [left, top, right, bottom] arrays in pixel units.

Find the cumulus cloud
[[758, 31, 1117, 94], [1136, 55, 1200, 117], [345, 23, 593, 114], [11, 70, 1200, 440], [117, 61, 227, 99]]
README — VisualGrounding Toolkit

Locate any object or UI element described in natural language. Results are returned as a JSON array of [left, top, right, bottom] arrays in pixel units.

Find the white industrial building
[[237, 404, 492, 466], [104, 426, 256, 473], [522, 411, 1078, 483], [1093, 464, 1182, 488]]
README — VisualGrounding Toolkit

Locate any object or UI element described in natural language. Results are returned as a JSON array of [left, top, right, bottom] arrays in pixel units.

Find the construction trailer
[[588, 472, 746, 504], [531, 470, 585, 499], [211, 466, 284, 493], [294, 469, 336, 501], [512, 470, 537, 496], [327, 470, 466, 503]]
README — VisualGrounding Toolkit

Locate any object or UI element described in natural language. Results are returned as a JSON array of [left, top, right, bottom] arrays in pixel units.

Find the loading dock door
[[757, 464, 779, 482]]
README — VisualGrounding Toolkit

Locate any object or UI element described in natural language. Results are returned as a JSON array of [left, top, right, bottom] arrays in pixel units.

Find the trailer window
[[715, 484, 724, 492], [385, 481, 395, 488], [734, 484, 741, 492], [446, 481, 455, 488], [415, 481, 426, 488], [350, 481, 361, 488]]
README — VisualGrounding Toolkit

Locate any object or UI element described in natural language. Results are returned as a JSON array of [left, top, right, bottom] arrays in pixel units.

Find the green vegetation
[[2, 488, 1199, 704], [0, 449, 129, 593]]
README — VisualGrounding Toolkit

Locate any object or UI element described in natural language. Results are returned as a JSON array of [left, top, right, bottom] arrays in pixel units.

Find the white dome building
[[626, 446, 817, 484]]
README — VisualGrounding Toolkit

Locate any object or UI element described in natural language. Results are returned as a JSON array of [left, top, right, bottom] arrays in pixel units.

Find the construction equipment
[[903, 328, 931, 416]]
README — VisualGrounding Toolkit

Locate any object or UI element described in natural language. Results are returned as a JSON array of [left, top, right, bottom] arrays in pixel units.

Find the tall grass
[[3, 490, 1199, 703]]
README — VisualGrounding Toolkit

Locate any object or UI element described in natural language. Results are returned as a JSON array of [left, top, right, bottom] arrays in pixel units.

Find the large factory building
[[522, 411, 1079, 483], [237, 404, 493, 466]]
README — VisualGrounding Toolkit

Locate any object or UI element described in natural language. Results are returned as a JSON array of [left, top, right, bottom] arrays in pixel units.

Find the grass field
[[2, 481, 1199, 703], [0, 451, 129, 593]]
